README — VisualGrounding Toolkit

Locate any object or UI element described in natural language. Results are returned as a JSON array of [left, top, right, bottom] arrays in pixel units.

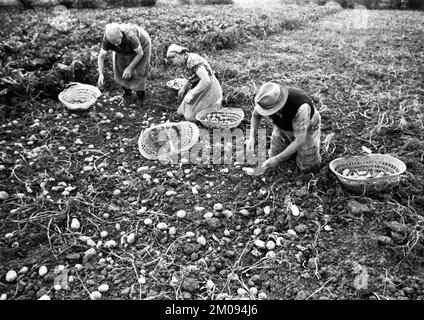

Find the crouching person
[[246, 82, 321, 172], [166, 44, 222, 121], [97, 23, 151, 106]]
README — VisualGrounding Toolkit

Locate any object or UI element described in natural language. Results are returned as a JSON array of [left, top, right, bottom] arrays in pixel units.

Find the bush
[[58, 0, 105, 7], [13, 0, 157, 7], [402, 0, 424, 9], [198, 26, 241, 50], [332, 0, 423, 9], [177, 0, 233, 5], [333, 0, 355, 8], [76, 0, 106, 8], [359, 0, 381, 9], [106, 0, 157, 6], [203, 0, 233, 3]]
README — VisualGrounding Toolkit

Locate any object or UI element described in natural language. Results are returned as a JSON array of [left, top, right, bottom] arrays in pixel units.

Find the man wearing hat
[[97, 23, 151, 106], [246, 82, 321, 172]]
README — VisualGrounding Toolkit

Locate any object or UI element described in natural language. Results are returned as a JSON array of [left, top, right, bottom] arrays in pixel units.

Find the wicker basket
[[166, 78, 187, 91], [196, 108, 244, 129], [58, 82, 101, 110], [329, 153, 406, 193], [138, 121, 199, 161]]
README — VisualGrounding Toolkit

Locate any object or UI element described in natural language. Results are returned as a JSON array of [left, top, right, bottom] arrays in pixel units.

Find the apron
[[112, 26, 151, 91]]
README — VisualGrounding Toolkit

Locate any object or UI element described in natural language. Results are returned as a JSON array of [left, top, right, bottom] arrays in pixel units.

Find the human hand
[[97, 74, 104, 87], [262, 156, 280, 169], [122, 67, 132, 80]]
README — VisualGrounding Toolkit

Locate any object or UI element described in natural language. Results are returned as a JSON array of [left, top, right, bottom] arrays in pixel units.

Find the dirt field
[[0, 3, 423, 301]]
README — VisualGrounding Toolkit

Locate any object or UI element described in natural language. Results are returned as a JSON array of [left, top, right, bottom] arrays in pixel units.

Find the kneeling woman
[[166, 44, 222, 121]]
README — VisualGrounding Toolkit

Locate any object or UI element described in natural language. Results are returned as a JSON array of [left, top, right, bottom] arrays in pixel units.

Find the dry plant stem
[[221, 241, 253, 294], [239, 191, 270, 210], [372, 292, 382, 300], [75, 271, 92, 298], [232, 239, 254, 271], [46, 218, 54, 250], [306, 277, 336, 300], [312, 217, 327, 280], [8, 211, 64, 224], [143, 235, 187, 267], [239, 178, 282, 210], [9, 167, 26, 184], [240, 257, 274, 275]]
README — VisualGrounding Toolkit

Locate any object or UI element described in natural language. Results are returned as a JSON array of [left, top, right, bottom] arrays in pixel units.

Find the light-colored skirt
[[269, 111, 321, 171], [177, 75, 223, 121]]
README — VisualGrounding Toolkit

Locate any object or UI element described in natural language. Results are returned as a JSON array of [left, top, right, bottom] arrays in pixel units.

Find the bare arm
[[263, 103, 310, 168], [249, 110, 262, 141], [127, 45, 144, 70], [121, 46, 144, 80], [246, 110, 262, 152], [272, 134, 306, 163], [97, 48, 107, 77]]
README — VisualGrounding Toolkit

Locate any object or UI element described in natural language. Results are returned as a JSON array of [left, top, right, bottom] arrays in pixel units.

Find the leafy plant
[[105, 0, 157, 6], [402, 0, 424, 9], [331, 0, 424, 9], [58, 0, 157, 7], [178, 0, 233, 5]]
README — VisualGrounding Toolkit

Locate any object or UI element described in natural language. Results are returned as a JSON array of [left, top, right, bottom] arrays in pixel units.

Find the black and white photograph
[[0, 0, 423, 308]]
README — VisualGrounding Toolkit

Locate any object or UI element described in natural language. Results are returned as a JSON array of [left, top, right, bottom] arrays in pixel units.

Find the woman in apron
[[166, 44, 222, 121], [97, 23, 151, 106]]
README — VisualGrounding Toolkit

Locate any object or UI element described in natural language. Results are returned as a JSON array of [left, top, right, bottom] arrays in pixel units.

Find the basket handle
[[63, 82, 102, 97], [164, 125, 176, 153]]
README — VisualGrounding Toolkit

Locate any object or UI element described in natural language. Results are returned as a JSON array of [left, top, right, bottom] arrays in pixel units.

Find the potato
[[70, 98, 88, 104]]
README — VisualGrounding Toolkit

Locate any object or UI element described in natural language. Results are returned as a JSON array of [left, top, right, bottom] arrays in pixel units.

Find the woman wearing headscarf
[[166, 44, 223, 121], [246, 82, 322, 172], [97, 23, 151, 106]]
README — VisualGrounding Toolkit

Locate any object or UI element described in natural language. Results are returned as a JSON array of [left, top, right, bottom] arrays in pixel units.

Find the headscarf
[[166, 44, 188, 57]]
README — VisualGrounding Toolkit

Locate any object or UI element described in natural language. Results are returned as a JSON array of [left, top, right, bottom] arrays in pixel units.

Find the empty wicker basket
[[138, 121, 200, 161], [329, 153, 406, 193], [196, 108, 244, 129], [58, 82, 101, 111]]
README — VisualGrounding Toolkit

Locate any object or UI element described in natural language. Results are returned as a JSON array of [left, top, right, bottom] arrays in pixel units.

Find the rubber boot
[[136, 90, 145, 107], [122, 87, 132, 97]]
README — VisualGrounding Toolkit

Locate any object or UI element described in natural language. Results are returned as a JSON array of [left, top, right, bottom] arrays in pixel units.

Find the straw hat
[[254, 82, 289, 116]]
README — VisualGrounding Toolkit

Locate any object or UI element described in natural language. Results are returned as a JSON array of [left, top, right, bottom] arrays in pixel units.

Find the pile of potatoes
[[168, 78, 186, 90], [341, 168, 391, 179], [69, 97, 90, 104], [203, 112, 235, 126]]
